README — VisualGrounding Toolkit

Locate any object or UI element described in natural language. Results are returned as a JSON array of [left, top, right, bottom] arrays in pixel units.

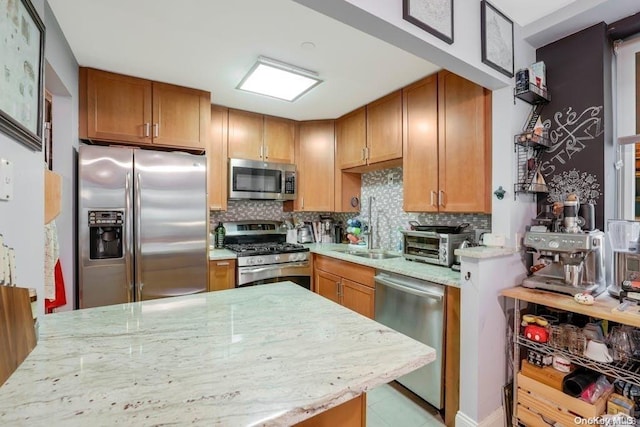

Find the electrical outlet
[[387, 173, 394, 185]]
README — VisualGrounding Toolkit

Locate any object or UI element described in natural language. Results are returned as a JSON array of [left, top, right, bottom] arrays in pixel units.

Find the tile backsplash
[[359, 168, 491, 250], [210, 167, 491, 250]]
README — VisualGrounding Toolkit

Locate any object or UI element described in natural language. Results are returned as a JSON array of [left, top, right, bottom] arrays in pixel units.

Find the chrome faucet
[[366, 196, 376, 250]]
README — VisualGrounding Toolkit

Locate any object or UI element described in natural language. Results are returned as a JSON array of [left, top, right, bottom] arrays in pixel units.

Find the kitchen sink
[[332, 248, 401, 260]]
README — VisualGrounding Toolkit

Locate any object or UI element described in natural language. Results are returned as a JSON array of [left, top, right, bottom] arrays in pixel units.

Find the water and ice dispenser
[[88, 210, 123, 260]]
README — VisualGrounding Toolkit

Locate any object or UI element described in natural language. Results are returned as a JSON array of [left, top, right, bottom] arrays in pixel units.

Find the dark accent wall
[[536, 23, 613, 231]]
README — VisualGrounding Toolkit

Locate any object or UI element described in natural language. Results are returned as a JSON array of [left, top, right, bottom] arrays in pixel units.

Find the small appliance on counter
[[402, 222, 474, 267], [297, 224, 314, 244], [523, 195, 605, 296], [607, 220, 640, 299], [522, 231, 606, 296]]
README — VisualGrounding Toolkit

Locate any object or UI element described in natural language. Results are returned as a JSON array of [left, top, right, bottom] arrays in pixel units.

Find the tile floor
[[367, 382, 444, 427]]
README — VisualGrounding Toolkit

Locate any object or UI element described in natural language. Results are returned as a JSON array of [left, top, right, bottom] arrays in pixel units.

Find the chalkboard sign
[[536, 23, 610, 231]]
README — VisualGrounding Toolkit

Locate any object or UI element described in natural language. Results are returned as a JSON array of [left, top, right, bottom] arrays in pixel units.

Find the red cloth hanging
[[45, 259, 67, 314]]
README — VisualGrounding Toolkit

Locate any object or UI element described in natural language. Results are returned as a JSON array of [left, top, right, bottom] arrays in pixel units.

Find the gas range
[[222, 221, 311, 288], [225, 242, 310, 267]]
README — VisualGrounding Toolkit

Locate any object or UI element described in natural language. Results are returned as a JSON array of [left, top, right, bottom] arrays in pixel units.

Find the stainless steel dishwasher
[[374, 272, 445, 409]]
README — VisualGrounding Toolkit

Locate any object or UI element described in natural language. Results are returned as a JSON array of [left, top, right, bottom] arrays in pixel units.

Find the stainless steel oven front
[[236, 253, 311, 290]]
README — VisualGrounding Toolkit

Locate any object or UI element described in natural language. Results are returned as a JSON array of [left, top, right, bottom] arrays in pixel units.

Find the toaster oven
[[402, 230, 474, 267]]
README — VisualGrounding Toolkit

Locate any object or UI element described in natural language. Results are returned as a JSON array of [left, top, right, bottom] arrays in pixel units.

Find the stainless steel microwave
[[228, 158, 296, 201]]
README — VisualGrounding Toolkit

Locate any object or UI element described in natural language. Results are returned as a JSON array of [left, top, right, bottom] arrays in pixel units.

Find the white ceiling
[[489, 0, 576, 27], [47, 0, 635, 121]]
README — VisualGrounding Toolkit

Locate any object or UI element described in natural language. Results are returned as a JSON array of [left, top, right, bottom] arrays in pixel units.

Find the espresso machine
[[522, 231, 606, 296], [523, 194, 605, 295]]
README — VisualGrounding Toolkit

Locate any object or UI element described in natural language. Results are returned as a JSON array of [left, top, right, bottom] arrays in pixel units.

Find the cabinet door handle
[[439, 190, 445, 207], [153, 123, 159, 138], [430, 191, 437, 207], [144, 123, 150, 137], [260, 146, 264, 159], [216, 262, 230, 266], [300, 197, 304, 210], [265, 145, 269, 159], [365, 147, 370, 160], [336, 282, 341, 298], [361, 147, 366, 161]]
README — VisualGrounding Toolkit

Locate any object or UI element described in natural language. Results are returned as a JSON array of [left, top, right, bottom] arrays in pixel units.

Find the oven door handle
[[239, 263, 309, 274]]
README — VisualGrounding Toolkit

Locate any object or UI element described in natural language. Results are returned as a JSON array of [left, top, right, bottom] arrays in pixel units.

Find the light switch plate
[[0, 158, 14, 201]]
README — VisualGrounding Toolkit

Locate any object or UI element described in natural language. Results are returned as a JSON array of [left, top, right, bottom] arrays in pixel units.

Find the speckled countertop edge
[[308, 244, 461, 288], [455, 246, 519, 259], [208, 244, 462, 287], [208, 248, 237, 260]]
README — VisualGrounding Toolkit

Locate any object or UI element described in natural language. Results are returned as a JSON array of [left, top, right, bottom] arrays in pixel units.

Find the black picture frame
[[481, 0, 514, 78], [402, 0, 454, 45], [0, 0, 46, 151]]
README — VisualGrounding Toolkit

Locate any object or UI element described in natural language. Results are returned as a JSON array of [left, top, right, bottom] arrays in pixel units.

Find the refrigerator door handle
[[135, 172, 144, 299], [125, 172, 134, 300]]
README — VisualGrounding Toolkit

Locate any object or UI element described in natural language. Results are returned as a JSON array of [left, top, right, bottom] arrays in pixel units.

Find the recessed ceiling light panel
[[237, 56, 322, 102]]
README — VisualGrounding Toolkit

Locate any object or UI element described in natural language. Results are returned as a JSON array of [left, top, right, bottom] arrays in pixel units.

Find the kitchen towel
[[44, 220, 67, 313], [44, 221, 59, 300], [45, 260, 66, 313]]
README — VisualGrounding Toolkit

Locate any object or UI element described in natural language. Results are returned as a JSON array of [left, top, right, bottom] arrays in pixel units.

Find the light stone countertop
[[208, 247, 237, 260], [308, 243, 462, 288], [454, 246, 519, 259], [0, 282, 435, 426], [207, 243, 461, 287]]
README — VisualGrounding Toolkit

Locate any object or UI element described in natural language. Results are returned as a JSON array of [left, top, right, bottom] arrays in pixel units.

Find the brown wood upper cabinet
[[79, 67, 210, 150], [295, 120, 335, 212], [337, 91, 402, 171], [227, 109, 295, 164], [403, 71, 491, 213], [208, 105, 228, 211], [336, 107, 366, 169]]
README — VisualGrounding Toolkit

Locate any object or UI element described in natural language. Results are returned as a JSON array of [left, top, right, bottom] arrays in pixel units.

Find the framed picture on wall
[[481, 0, 514, 78], [402, 0, 454, 45], [0, 0, 46, 151]]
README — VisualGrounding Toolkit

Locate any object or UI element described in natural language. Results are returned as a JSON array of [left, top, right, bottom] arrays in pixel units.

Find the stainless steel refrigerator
[[78, 144, 207, 308]]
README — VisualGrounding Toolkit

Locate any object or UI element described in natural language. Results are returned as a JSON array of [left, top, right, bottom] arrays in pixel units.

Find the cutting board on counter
[[44, 170, 61, 224], [0, 286, 36, 386]]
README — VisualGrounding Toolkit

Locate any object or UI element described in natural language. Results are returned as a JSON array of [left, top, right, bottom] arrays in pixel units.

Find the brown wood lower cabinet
[[208, 259, 236, 292], [313, 255, 374, 319], [314, 255, 460, 426], [294, 393, 365, 427]]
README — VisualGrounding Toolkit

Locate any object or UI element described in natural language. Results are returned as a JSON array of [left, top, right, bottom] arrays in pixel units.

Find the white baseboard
[[455, 407, 505, 427], [455, 411, 477, 427]]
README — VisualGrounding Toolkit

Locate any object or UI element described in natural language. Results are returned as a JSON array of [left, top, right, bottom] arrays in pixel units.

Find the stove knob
[[246, 258, 254, 265], [274, 255, 280, 262], [256, 257, 264, 265]]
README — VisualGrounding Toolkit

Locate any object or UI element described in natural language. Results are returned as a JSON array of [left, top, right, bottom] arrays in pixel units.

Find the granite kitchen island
[[0, 282, 435, 426]]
